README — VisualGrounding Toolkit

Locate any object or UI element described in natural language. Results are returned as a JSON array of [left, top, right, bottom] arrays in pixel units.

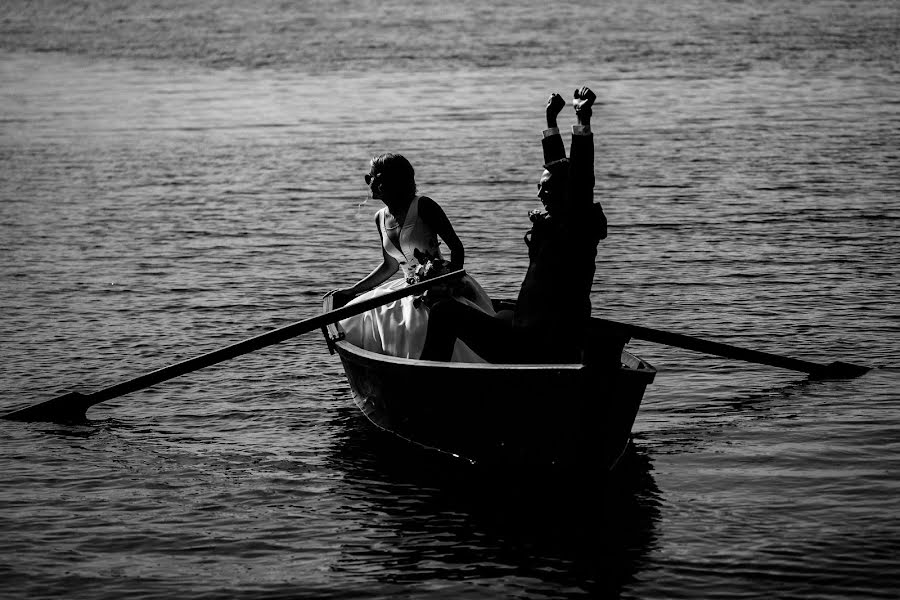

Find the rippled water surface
[[1, 1, 898, 598]]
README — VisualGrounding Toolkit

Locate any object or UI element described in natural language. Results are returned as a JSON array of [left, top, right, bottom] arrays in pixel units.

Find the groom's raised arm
[[569, 86, 606, 239], [568, 87, 596, 210], [541, 93, 567, 166]]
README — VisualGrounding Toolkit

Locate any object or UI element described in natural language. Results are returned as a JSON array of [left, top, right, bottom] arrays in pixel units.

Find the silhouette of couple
[[335, 86, 608, 365]]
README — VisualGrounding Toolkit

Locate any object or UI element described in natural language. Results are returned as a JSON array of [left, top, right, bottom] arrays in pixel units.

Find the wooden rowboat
[[322, 295, 657, 471], [1, 269, 862, 426]]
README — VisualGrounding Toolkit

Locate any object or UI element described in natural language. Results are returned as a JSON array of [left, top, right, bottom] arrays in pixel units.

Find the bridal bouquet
[[408, 249, 471, 308], [406, 249, 451, 285]]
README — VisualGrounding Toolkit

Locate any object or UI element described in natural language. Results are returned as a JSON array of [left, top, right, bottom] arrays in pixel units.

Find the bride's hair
[[371, 153, 417, 198]]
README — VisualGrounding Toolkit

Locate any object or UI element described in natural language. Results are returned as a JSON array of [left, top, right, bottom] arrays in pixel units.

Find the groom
[[420, 86, 608, 364]]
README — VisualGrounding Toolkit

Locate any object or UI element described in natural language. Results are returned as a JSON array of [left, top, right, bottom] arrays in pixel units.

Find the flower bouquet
[[407, 249, 472, 308]]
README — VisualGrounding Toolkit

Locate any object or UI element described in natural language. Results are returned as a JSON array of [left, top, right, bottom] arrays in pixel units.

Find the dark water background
[[1, 1, 898, 598]]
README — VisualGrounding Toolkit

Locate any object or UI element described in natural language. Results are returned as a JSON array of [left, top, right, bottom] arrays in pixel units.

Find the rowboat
[[1, 272, 863, 427], [322, 295, 657, 471]]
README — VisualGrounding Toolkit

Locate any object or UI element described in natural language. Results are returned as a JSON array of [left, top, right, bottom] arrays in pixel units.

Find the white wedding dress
[[339, 197, 495, 362]]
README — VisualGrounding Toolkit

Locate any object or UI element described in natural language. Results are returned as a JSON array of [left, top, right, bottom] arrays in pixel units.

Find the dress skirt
[[339, 275, 495, 362]]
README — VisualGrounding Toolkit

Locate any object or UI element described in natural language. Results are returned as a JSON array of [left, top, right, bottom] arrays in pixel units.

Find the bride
[[330, 153, 495, 361]]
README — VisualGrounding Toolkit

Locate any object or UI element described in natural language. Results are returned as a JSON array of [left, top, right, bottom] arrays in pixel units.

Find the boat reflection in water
[[325, 402, 662, 597]]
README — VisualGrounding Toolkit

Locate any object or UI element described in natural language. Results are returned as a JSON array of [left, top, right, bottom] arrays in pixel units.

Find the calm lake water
[[1, 1, 898, 598]]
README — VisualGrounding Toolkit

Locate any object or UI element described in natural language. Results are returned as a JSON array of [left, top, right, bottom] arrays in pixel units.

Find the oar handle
[[3, 270, 467, 422]]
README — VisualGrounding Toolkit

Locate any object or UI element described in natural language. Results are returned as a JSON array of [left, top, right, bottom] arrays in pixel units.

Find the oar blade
[[2, 391, 92, 423], [809, 361, 871, 380]]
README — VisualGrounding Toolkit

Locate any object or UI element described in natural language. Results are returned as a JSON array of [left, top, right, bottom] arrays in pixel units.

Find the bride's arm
[[348, 250, 400, 294], [332, 215, 400, 302], [418, 196, 464, 270]]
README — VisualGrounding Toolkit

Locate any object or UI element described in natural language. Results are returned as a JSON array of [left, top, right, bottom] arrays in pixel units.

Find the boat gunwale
[[323, 296, 656, 377], [331, 336, 655, 375], [333, 337, 590, 370]]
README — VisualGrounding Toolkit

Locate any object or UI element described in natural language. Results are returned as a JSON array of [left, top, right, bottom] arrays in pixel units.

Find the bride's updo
[[371, 153, 417, 198]]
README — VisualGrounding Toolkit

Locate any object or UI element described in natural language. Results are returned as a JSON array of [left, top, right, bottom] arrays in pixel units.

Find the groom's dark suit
[[421, 125, 607, 363], [513, 125, 607, 354]]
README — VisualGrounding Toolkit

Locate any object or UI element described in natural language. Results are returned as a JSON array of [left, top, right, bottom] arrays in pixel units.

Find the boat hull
[[324, 299, 656, 470]]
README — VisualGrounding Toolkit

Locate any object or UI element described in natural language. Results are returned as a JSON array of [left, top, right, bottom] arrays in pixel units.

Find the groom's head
[[537, 159, 569, 214]]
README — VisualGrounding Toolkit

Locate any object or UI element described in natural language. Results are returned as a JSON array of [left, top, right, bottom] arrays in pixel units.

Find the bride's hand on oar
[[327, 288, 356, 308]]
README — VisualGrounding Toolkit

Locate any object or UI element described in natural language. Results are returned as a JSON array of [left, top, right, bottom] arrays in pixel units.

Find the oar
[[3, 269, 467, 423], [593, 317, 870, 379]]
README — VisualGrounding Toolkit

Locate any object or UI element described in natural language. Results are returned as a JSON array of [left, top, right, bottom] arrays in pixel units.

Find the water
[[1, 0, 898, 598]]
